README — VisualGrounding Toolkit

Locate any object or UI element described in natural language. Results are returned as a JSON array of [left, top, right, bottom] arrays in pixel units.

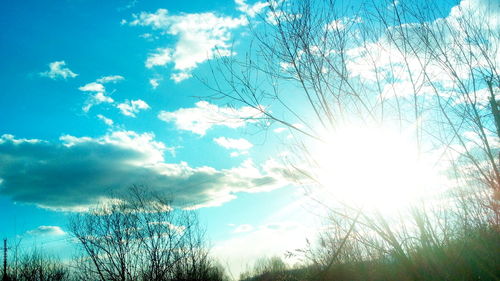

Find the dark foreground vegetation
[[237, 187, 500, 281], [3, 187, 230, 281], [3, 186, 499, 281], [4, 250, 227, 281], [240, 225, 500, 281]]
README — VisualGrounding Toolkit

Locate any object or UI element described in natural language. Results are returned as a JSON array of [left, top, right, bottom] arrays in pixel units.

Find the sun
[[312, 126, 442, 213]]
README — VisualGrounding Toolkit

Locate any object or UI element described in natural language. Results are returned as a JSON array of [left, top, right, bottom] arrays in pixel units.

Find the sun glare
[[314, 127, 442, 213]]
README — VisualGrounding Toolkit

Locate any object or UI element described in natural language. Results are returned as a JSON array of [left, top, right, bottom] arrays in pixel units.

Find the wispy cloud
[[324, 16, 362, 31], [82, 93, 114, 112], [145, 48, 173, 68], [26, 225, 66, 236], [78, 75, 124, 112], [97, 114, 114, 126], [117, 99, 150, 117], [170, 72, 192, 83], [149, 78, 161, 89], [40, 61, 78, 80], [235, 0, 269, 18], [130, 9, 248, 82], [96, 75, 124, 84], [79, 82, 105, 92], [214, 136, 253, 151], [158, 101, 264, 136], [345, 0, 499, 95]]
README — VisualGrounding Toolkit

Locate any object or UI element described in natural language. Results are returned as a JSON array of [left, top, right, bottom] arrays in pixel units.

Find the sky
[[0, 0, 498, 277], [0, 0, 322, 276]]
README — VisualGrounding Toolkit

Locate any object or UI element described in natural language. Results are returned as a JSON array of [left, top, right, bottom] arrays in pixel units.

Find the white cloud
[[96, 75, 125, 83], [79, 82, 105, 92], [379, 81, 436, 99], [140, 33, 158, 41], [235, 0, 269, 18], [148, 221, 186, 234], [97, 114, 114, 126], [80, 75, 124, 92], [149, 78, 161, 89], [449, 0, 499, 30], [27, 226, 66, 236], [158, 101, 264, 136], [170, 72, 192, 83], [0, 134, 43, 145], [324, 16, 361, 31], [345, 0, 499, 88], [0, 132, 298, 211], [130, 9, 248, 81], [145, 48, 173, 68], [214, 137, 253, 150], [117, 99, 150, 117], [82, 92, 114, 112], [40, 61, 78, 79], [79, 75, 124, 112], [93, 92, 114, 103], [452, 88, 496, 108], [265, 5, 301, 26]]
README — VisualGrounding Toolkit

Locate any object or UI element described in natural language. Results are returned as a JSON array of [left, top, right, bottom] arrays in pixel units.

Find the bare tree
[[208, 0, 498, 186], [205, 0, 499, 277], [69, 186, 226, 281], [206, 0, 499, 206], [9, 250, 68, 281]]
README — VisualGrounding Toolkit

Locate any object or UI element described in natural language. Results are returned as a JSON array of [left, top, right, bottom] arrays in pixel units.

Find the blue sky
[[0, 0, 320, 274], [1, 0, 498, 277]]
